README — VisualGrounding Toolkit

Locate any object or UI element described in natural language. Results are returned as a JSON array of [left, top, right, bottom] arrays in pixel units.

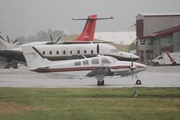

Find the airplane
[[21, 44, 147, 86], [0, 14, 116, 67]]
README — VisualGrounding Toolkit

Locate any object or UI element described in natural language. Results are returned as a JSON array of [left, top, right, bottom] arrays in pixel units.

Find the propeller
[[49, 35, 61, 44], [5, 35, 18, 44]]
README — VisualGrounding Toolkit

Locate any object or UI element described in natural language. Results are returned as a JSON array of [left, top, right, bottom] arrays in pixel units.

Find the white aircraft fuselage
[[28, 43, 139, 61], [21, 45, 146, 86]]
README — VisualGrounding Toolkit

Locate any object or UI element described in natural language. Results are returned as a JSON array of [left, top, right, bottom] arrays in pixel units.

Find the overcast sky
[[0, 0, 180, 39]]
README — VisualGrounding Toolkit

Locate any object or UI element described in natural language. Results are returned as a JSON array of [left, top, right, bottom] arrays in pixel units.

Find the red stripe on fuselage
[[31, 65, 146, 73]]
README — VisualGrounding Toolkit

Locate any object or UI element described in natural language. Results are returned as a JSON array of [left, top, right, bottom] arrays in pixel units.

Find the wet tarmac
[[0, 65, 180, 88]]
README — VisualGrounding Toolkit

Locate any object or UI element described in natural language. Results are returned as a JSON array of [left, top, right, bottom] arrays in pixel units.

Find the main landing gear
[[97, 80, 104, 86], [4, 63, 18, 69]]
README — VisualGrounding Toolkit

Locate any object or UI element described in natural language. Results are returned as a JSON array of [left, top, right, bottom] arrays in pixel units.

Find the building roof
[[94, 31, 136, 45], [138, 25, 180, 39], [137, 13, 180, 17]]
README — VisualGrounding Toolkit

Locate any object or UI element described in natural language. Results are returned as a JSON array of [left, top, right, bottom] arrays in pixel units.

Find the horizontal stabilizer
[[37, 66, 49, 70], [72, 17, 113, 20]]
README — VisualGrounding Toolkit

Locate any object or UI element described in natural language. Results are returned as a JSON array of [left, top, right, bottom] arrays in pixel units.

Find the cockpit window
[[111, 49, 119, 53], [114, 49, 119, 52], [109, 56, 118, 62]]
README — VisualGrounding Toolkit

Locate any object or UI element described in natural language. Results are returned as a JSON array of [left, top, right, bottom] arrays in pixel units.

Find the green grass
[[0, 87, 180, 120]]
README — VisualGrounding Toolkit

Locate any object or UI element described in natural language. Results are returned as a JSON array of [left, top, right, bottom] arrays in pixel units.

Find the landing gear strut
[[97, 80, 104, 86]]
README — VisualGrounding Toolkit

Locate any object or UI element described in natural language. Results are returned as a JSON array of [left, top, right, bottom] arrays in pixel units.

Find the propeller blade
[[55, 37, 61, 44], [0, 35, 5, 41], [50, 35, 53, 42], [7, 36, 10, 43], [13, 39, 18, 44]]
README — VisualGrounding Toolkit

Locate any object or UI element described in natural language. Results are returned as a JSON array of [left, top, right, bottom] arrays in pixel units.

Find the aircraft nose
[[140, 63, 147, 70], [131, 54, 139, 59]]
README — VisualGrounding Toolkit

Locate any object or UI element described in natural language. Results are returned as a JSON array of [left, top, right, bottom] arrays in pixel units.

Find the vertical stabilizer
[[74, 14, 97, 41], [73, 14, 113, 41], [21, 45, 51, 70]]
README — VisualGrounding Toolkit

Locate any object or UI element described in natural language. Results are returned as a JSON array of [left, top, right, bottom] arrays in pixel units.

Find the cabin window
[[56, 51, 59, 55], [91, 50, 94, 54], [74, 61, 81, 66], [83, 60, 88, 65], [77, 50, 80, 54], [42, 51, 45, 55], [63, 50, 66, 55], [92, 58, 99, 64], [49, 51, 52, 55], [70, 50, 72, 54], [84, 50, 87, 54], [101, 57, 111, 64]]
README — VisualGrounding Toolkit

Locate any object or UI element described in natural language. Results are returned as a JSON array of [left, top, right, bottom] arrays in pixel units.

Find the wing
[[86, 66, 113, 77]]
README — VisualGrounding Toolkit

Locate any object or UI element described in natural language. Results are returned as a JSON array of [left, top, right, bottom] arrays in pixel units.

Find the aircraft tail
[[73, 14, 113, 41], [21, 44, 52, 70]]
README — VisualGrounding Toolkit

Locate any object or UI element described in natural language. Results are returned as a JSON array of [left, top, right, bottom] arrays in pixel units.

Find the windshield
[[108, 56, 118, 62], [114, 49, 119, 52]]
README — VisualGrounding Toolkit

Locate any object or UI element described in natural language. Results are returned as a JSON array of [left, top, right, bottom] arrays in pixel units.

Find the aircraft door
[[62, 47, 68, 55], [76, 47, 82, 54]]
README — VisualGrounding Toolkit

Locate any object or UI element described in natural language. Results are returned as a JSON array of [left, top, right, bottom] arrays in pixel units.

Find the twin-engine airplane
[[21, 44, 147, 86], [0, 14, 118, 64], [0, 14, 139, 69]]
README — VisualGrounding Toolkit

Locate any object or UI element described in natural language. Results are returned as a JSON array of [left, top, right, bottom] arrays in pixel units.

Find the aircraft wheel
[[97, 80, 104, 86], [155, 62, 159, 66], [13, 64, 18, 69], [136, 80, 141, 85], [172, 62, 177, 65]]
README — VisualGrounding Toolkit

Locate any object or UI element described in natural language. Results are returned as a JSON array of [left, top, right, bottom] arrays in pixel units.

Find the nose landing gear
[[135, 75, 142, 85], [135, 79, 142, 85]]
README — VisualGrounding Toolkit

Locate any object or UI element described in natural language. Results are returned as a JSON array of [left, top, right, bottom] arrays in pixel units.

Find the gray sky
[[0, 0, 180, 39]]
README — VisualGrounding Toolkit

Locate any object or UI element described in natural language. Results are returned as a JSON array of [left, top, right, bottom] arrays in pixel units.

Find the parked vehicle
[[152, 52, 180, 66]]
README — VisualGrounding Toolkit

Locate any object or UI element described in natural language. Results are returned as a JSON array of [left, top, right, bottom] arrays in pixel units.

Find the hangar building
[[136, 13, 180, 64]]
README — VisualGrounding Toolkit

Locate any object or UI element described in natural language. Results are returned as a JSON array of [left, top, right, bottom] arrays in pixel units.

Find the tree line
[[16, 29, 67, 42]]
